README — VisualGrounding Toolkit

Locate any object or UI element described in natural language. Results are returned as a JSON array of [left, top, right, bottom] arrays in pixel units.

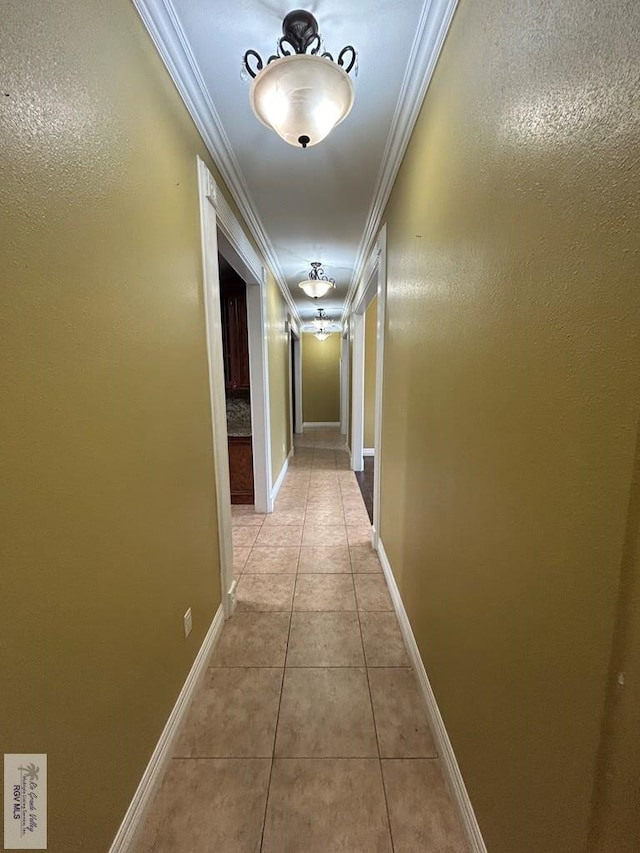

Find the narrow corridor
[[135, 429, 468, 852]]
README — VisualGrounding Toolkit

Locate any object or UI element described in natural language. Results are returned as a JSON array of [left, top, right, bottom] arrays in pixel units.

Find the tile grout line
[[258, 468, 307, 853]]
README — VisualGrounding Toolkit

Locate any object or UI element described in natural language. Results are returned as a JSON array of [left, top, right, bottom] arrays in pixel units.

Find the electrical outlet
[[183, 607, 193, 638]]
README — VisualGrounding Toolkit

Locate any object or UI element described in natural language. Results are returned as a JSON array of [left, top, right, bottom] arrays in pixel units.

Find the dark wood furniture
[[220, 279, 250, 391], [228, 435, 254, 504]]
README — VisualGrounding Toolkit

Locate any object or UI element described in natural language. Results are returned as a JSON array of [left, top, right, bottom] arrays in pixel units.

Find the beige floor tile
[[368, 668, 436, 757], [298, 546, 351, 574], [231, 512, 265, 527], [286, 612, 364, 667], [275, 667, 377, 757], [255, 525, 303, 547], [174, 668, 282, 757], [275, 498, 307, 511], [236, 574, 296, 611], [344, 509, 372, 526], [359, 612, 410, 666], [232, 526, 260, 548], [233, 546, 251, 578], [354, 574, 393, 611], [304, 509, 345, 526], [244, 546, 299, 574], [382, 759, 470, 852], [209, 612, 290, 667], [262, 759, 392, 853], [302, 524, 348, 547], [305, 499, 341, 513], [262, 508, 306, 526], [346, 525, 373, 546], [341, 494, 367, 508], [134, 758, 270, 853], [350, 544, 383, 573], [293, 574, 356, 611]]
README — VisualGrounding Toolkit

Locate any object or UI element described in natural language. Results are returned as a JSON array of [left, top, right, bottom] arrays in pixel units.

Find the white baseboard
[[376, 539, 487, 853], [109, 605, 225, 852], [303, 421, 340, 427], [363, 448, 375, 457], [270, 449, 292, 504]]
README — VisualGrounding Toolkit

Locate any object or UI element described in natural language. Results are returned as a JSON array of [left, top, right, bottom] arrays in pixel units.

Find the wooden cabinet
[[220, 280, 250, 391], [228, 436, 254, 504]]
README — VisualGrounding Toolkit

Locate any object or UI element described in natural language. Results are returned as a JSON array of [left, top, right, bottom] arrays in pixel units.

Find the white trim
[[131, 0, 301, 327], [341, 0, 459, 324], [376, 540, 488, 853], [363, 448, 375, 457], [287, 321, 294, 451], [372, 225, 388, 550], [197, 158, 234, 616], [245, 272, 273, 514], [270, 449, 293, 503], [350, 310, 365, 472], [340, 334, 350, 436], [108, 606, 225, 853], [293, 335, 303, 434], [303, 421, 341, 428]]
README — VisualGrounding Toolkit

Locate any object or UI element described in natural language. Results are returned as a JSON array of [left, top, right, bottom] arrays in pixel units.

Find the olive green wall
[[1, 1, 254, 850], [364, 296, 378, 449], [267, 272, 292, 482], [302, 333, 341, 423], [379, 0, 640, 851], [587, 425, 640, 852]]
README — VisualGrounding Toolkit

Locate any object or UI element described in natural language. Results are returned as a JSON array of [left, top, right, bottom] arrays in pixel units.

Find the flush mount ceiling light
[[242, 10, 357, 149], [298, 261, 336, 299]]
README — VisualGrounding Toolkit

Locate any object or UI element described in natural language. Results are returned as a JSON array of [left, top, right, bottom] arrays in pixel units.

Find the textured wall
[[266, 273, 292, 482], [364, 296, 378, 448], [0, 1, 229, 850], [379, 0, 640, 851], [302, 333, 342, 423]]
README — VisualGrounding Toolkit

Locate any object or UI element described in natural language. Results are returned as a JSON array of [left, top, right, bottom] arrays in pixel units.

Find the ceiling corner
[[130, 0, 302, 325], [340, 0, 460, 325]]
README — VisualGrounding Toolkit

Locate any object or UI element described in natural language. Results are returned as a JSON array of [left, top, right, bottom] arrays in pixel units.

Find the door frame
[[197, 157, 272, 615], [290, 322, 303, 436], [340, 332, 350, 437], [350, 225, 387, 547]]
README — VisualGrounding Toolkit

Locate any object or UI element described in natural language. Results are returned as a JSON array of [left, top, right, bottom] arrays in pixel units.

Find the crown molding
[[131, 0, 301, 324], [341, 0, 459, 324]]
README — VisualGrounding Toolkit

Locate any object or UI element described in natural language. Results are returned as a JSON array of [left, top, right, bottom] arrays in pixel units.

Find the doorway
[[197, 157, 273, 616], [218, 256, 254, 505], [290, 328, 302, 436]]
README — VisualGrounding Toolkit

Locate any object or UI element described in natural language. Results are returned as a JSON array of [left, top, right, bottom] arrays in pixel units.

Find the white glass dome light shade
[[298, 278, 335, 299], [250, 54, 355, 148]]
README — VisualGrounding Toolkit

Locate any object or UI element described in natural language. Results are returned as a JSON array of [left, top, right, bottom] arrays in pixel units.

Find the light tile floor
[[135, 428, 469, 852]]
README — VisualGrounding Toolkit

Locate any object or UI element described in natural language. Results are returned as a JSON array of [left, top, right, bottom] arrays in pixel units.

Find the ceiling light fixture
[[312, 307, 330, 330], [315, 330, 331, 342], [298, 261, 336, 299], [242, 10, 357, 149]]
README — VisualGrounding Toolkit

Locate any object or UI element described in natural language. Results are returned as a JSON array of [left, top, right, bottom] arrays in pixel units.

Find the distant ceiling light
[[242, 10, 357, 149], [315, 330, 331, 342], [298, 261, 336, 299], [312, 307, 330, 330]]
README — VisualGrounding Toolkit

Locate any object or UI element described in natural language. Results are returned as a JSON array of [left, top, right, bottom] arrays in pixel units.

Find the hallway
[[134, 428, 468, 852]]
